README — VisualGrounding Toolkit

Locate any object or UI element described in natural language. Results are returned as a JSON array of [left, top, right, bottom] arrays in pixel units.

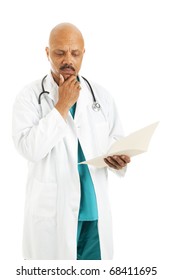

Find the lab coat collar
[[73, 75, 92, 122], [43, 72, 58, 104]]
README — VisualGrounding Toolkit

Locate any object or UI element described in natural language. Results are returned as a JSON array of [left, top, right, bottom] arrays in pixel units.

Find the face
[[46, 30, 85, 83]]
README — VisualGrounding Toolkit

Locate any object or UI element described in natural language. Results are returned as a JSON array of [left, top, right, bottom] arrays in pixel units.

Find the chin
[[63, 74, 75, 80], [64, 75, 71, 80]]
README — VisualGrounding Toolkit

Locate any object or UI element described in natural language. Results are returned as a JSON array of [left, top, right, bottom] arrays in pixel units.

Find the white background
[[0, 0, 173, 279]]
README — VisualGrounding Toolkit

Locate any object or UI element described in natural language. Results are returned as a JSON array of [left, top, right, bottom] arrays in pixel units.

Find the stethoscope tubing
[[38, 75, 49, 104], [81, 76, 96, 103]]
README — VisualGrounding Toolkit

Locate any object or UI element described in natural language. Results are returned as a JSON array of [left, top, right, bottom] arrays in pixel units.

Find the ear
[[45, 47, 50, 60]]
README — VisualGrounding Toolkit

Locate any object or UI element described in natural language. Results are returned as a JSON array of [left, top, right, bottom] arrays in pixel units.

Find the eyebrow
[[54, 49, 81, 52]]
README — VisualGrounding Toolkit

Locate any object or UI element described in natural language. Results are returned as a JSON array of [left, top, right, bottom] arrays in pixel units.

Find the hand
[[55, 74, 81, 118], [104, 155, 130, 170], [59, 74, 81, 107]]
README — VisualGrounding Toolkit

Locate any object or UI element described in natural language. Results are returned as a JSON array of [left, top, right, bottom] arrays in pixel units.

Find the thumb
[[59, 74, 64, 86]]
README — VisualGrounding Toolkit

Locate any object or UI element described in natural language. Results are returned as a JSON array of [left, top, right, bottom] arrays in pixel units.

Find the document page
[[79, 122, 159, 168]]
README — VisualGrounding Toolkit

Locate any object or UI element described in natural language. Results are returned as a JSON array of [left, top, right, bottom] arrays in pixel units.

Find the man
[[12, 23, 130, 260]]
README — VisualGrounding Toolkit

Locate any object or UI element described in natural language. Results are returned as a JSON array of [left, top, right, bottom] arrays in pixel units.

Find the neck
[[51, 71, 60, 86]]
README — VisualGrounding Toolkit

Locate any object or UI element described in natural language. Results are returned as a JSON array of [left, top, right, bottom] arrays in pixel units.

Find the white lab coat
[[12, 73, 125, 260]]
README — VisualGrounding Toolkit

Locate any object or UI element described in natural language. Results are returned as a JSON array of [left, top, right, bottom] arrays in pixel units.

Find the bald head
[[46, 23, 85, 82], [48, 23, 84, 48]]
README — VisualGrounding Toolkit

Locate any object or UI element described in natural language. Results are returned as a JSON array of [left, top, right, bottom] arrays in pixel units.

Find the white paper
[[79, 122, 159, 168]]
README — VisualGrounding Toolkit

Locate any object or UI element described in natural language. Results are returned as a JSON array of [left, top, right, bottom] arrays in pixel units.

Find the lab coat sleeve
[[12, 88, 68, 162], [106, 92, 127, 177]]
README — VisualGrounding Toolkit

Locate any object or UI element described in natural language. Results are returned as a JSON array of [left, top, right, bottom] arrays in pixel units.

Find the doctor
[[12, 22, 130, 260]]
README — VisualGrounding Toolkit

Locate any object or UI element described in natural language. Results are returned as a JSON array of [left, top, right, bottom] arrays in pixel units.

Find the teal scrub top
[[70, 103, 98, 221]]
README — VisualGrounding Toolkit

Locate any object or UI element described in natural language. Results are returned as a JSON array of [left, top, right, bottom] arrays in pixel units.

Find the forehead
[[50, 31, 84, 50], [51, 41, 82, 51]]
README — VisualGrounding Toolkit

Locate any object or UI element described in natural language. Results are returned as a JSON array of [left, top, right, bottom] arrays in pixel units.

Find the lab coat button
[[72, 207, 78, 213]]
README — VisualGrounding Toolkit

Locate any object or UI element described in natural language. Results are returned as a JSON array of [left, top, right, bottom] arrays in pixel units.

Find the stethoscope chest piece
[[92, 102, 101, 112]]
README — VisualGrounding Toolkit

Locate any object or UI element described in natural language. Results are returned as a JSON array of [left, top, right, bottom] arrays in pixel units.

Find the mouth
[[60, 69, 75, 75], [60, 65, 75, 76]]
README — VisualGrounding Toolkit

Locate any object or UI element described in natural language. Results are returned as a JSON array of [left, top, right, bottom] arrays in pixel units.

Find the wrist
[[55, 102, 69, 119]]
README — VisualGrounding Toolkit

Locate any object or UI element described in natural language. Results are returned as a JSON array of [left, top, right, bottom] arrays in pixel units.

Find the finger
[[63, 75, 76, 86], [110, 155, 127, 167], [59, 74, 64, 86], [104, 157, 121, 170], [120, 155, 131, 163], [67, 78, 80, 91], [77, 83, 81, 90], [68, 75, 78, 85], [70, 79, 81, 90]]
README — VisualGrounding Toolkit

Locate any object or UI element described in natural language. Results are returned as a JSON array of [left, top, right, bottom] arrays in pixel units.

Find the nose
[[62, 52, 73, 65]]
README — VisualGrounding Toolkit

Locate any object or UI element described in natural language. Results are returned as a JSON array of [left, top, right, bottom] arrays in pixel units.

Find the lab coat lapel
[[44, 73, 59, 104], [74, 76, 91, 125]]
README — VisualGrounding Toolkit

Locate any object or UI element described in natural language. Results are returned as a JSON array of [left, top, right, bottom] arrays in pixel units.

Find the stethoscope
[[38, 75, 101, 112]]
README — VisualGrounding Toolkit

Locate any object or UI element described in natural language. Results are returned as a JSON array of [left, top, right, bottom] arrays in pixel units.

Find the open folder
[[79, 122, 159, 168]]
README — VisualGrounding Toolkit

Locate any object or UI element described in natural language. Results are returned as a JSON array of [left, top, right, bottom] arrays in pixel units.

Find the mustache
[[60, 64, 75, 71]]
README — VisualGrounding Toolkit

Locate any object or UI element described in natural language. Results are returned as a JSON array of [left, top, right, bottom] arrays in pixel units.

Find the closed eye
[[72, 51, 81, 57], [55, 52, 64, 56]]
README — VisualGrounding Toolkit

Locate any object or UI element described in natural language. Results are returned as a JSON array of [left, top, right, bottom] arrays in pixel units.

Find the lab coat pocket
[[31, 179, 57, 218], [95, 122, 109, 154]]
